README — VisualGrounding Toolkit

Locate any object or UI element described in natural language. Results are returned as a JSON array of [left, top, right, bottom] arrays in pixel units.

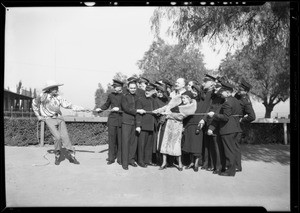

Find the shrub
[[4, 117, 108, 146]]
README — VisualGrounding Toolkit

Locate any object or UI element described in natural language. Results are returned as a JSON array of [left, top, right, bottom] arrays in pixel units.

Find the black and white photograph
[[1, 1, 296, 211]]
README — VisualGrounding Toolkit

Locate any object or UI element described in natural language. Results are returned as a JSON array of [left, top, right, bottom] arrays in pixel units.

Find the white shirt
[[32, 93, 84, 118]]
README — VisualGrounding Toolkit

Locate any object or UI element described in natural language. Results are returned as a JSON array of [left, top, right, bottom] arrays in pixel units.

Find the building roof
[[4, 89, 34, 99]]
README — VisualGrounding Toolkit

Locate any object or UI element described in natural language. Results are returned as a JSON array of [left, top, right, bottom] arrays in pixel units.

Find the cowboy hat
[[42, 80, 64, 91]]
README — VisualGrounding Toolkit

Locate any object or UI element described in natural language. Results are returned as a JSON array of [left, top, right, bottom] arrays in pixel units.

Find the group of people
[[96, 74, 256, 177], [32, 74, 256, 177]]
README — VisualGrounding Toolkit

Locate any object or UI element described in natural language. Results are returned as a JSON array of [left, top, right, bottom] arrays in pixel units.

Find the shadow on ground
[[241, 144, 290, 165]]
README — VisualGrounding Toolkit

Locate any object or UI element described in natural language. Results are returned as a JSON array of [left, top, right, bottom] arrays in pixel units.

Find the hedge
[[4, 117, 289, 146], [4, 117, 108, 146]]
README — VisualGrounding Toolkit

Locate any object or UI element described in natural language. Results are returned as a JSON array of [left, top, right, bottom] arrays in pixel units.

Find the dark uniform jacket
[[212, 96, 243, 135], [234, 93, 256, 123], [136, 95, 156, 131], [121, 92, 138, 126], [184, 90, 213, 128], [205, 92, 225, 132], [100, 92, 123, 127]]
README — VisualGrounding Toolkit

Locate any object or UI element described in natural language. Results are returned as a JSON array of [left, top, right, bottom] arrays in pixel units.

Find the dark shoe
[[107, 161, 115, 165], [138, 163, 147, 168], [55, 154, 60, 165], [129, 162, 137, 167], [159, 165, 167, 170], [193, 166, 199, 172], [213, 170, 221, 174], [146, 162, 157, 166], [185, 163, 194, 169], [201, 166, 207, 170], [206, 167, 214, 171], [177, 167, 183, 171], [219, 172, 235, 177], [69, 156, 80, 164], [117, 161, 122, 165], [122, 166, 128, 170]]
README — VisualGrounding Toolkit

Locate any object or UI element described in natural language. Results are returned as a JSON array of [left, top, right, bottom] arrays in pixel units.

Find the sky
[[4, 6, 290, 118]]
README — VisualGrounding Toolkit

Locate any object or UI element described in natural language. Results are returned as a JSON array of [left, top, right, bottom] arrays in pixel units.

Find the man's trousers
[[107, 125, 122, 163], [45, 117, 74, 152], [121, 124, 138, 167], [137, 130, 154, 165], [220, 132, 240, 176]]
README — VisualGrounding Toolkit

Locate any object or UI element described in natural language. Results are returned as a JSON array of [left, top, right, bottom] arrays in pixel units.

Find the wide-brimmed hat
[[42, 80, 64, 91]]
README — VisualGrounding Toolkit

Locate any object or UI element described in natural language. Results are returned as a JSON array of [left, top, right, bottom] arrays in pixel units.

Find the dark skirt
[[182, 124, 203, 154]]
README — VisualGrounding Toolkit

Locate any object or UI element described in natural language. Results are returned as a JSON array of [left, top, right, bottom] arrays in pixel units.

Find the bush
[[240, 123, 288, 144], [4, 117, 289, 146], [4, 117, 108, 146]]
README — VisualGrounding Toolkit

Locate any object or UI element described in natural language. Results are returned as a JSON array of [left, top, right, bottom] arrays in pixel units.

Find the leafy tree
[[33, 88, 37, 98], [16, 80, 22, 94], [94, 83, 109, 117], [219, 42, 289, 118], [137, 38, 208, 84], [151, 2, 290, 53]]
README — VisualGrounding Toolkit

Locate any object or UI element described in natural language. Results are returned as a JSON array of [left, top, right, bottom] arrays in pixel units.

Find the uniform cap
[[220, 81, 234, 92], [203, 74, 217, 82], [138, 77, 150, 84], [112, 79, 124, 87], [240, 79, 252, 91], [163, 79, 173, 87], [145, 82, 156, 91], [127, 77, 138, 83]]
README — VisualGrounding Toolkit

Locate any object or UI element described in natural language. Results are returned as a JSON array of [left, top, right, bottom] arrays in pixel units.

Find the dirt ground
[[4, 144, 290, 211]]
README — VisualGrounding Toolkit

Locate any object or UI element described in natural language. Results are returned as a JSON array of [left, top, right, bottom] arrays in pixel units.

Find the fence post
[[283, 122, 288, 145], [22, 107, 23, 118], [10, 106, 13, 118], [40, 120, 45, 146]]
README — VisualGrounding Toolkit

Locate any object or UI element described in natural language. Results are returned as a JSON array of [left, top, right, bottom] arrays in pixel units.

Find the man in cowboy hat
[[207, 81, 243, 176], [95, 79, 124, 165], [234, 78, 256, 172], [32, 80, 87, 165]]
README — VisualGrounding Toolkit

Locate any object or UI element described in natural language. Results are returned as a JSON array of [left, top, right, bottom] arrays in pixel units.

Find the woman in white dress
[[154, 91, 197, 171]]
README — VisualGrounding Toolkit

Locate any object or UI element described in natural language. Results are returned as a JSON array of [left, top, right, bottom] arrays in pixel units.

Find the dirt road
[[4, 144, 290, 211]]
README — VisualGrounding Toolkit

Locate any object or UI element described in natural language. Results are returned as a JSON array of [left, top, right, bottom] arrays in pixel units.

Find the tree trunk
[[264, 105, 274, 118]]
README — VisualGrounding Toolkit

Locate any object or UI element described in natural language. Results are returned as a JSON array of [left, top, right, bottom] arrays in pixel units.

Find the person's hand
[[207, 129, 213, 135], [137, 109, 146, 114], [112, 107, 119, 111], [37, 115, 45, 121], [136, 127, 141, 133], [95, 108, 102, 113], [207, 112, 215, 117]]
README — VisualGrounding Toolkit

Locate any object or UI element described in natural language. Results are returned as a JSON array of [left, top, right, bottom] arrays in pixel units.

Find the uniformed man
[[136, 83, 157, 167], [234, 78, 256, 172], [162, 79, 174, 97], [95, 79, 124, 165], [120, 78, 146, 170], [207, 82, 243, 176], [136, 77, 149, 98]]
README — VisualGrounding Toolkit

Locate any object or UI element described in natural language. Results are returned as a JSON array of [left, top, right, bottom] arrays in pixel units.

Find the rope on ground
[[32, 152, 50, 166]]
